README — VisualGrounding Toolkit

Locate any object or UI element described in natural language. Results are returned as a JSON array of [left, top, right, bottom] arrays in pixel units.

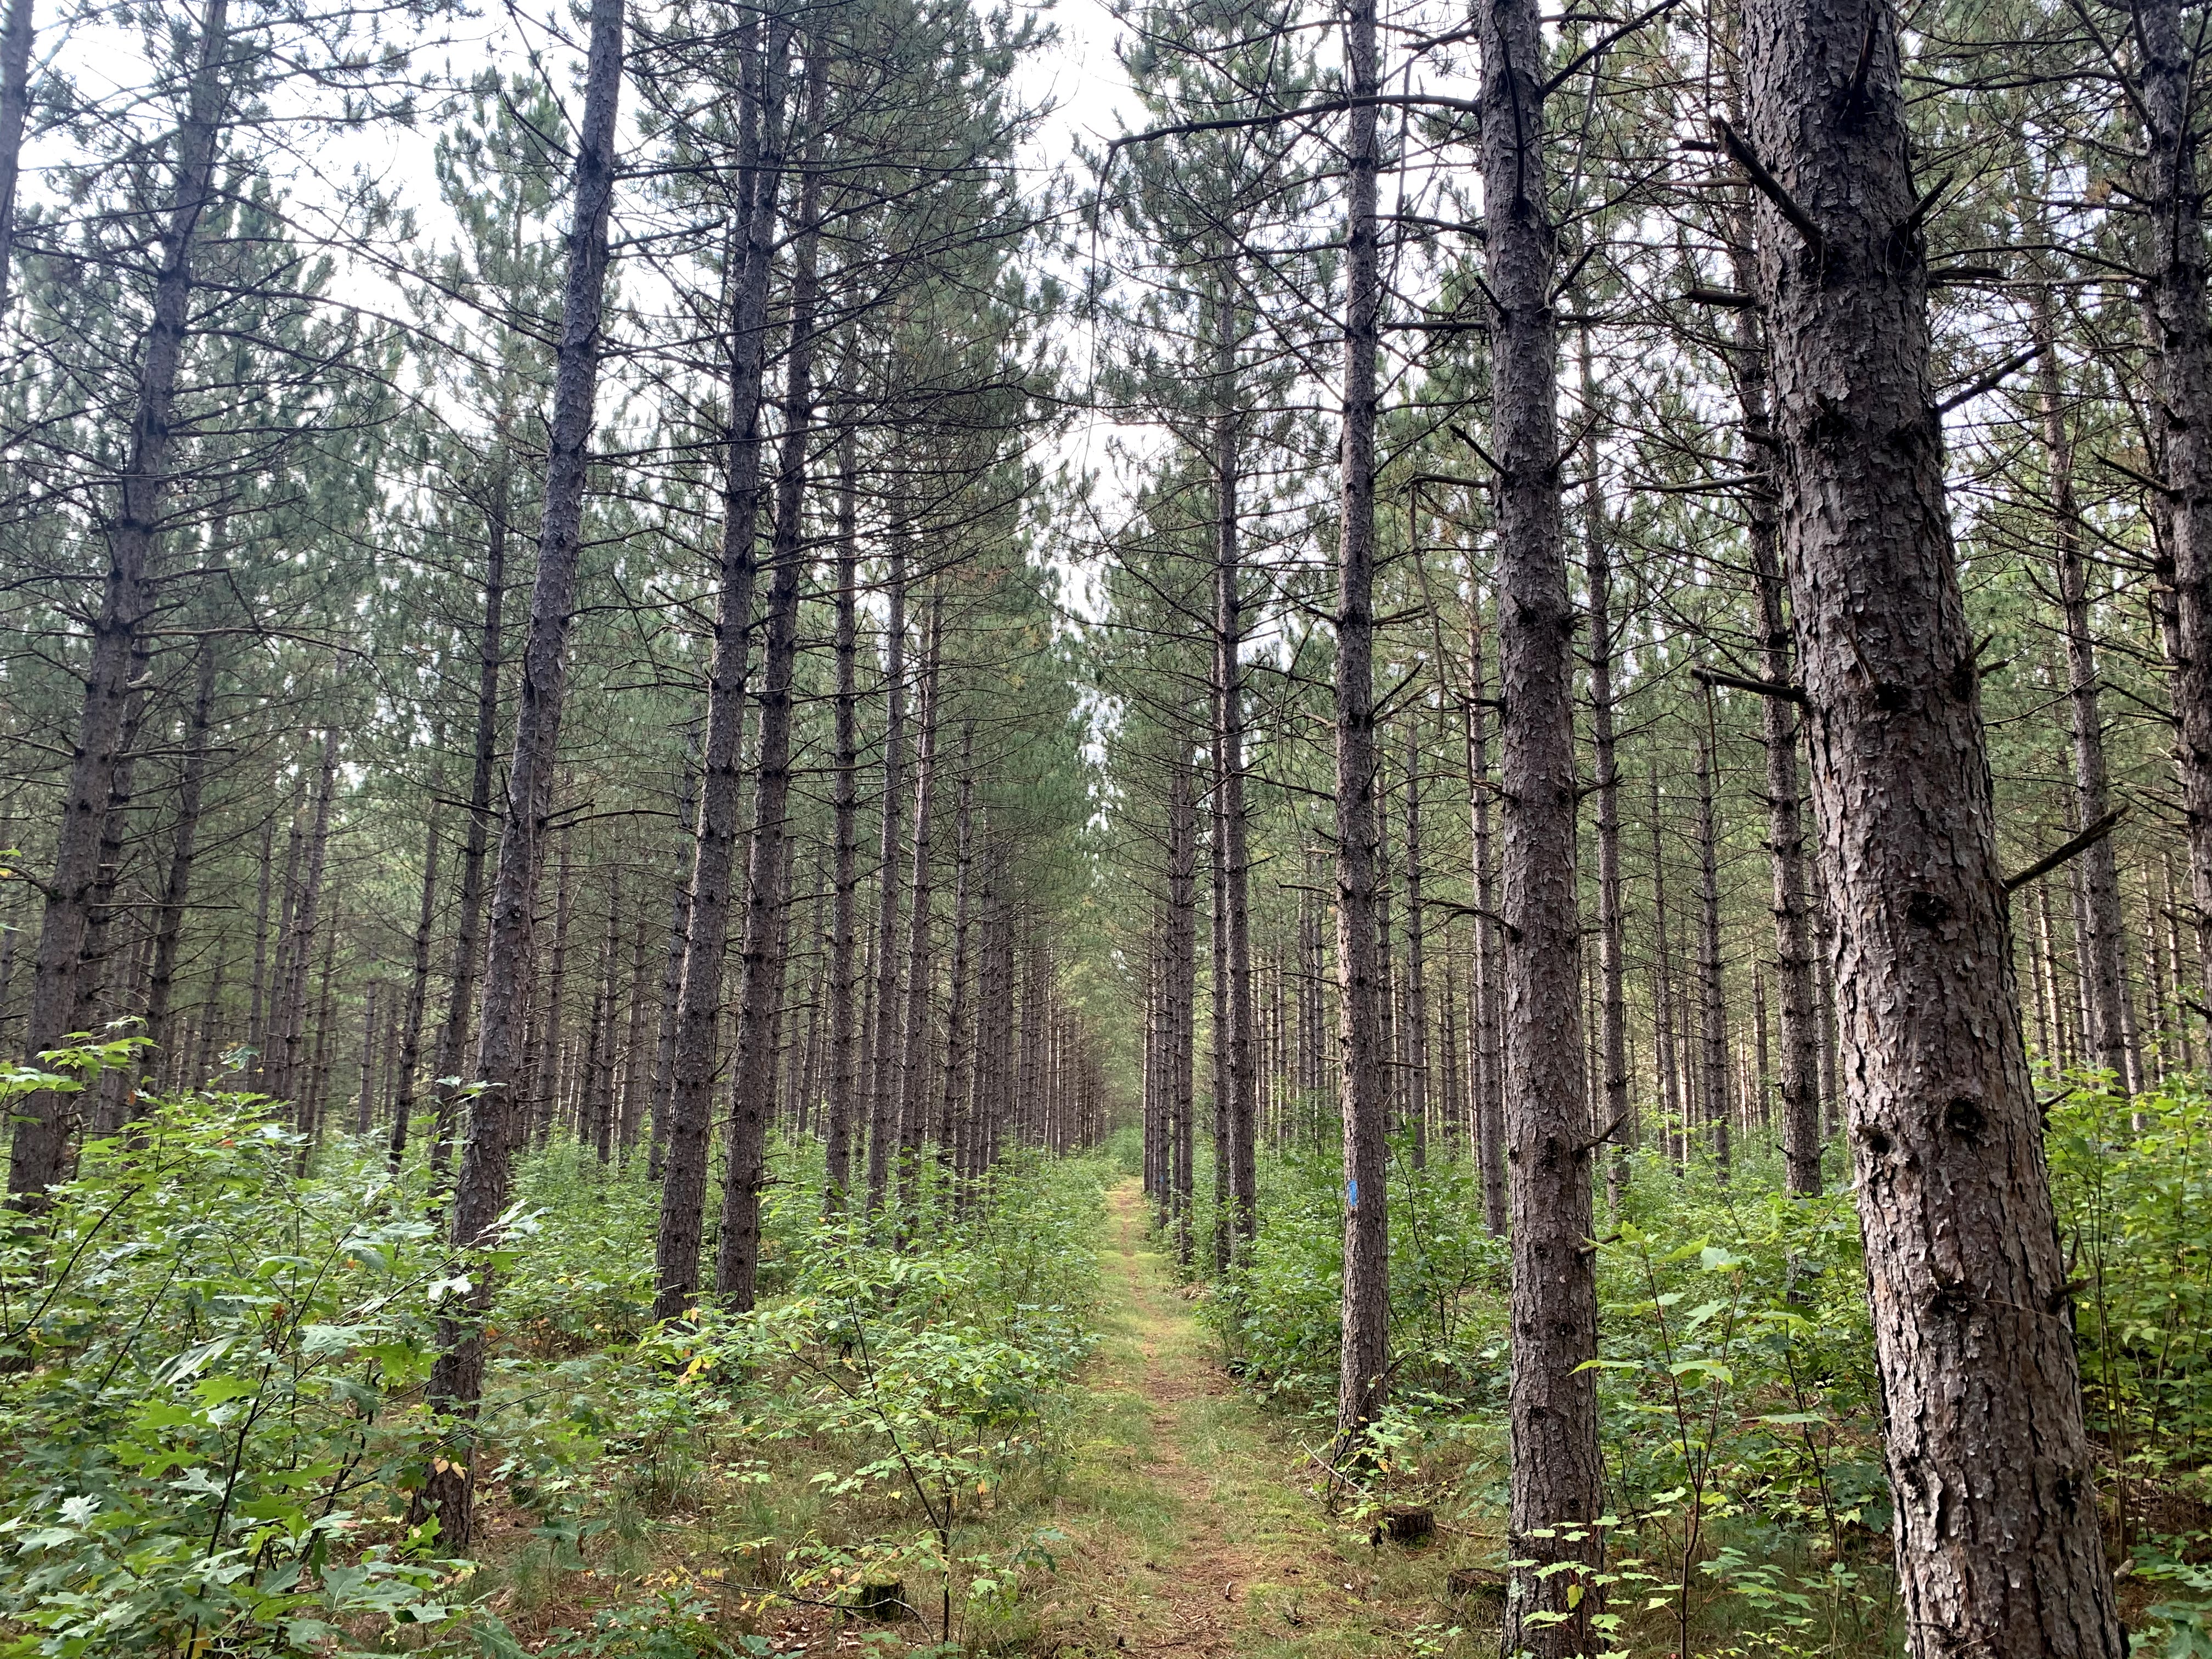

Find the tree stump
[[1384, 1504, 1434, 1543], [853, 1579, 905, 1621], [1447, 1566, 1507, 1599]]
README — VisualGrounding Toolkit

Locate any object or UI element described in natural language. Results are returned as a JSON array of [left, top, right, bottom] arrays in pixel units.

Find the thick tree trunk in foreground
[[1332, 0, 1389, 1455], [420, 0, 624, 1553], [1739, 0, 2123, 1649], [10, 0, 228, 1204], [1484, 0, 1604, 1643], [2140, 0, 2212, 990]]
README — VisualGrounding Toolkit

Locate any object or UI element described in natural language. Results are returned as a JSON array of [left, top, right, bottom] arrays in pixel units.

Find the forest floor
[[1001, 1181, 1499, 1658]]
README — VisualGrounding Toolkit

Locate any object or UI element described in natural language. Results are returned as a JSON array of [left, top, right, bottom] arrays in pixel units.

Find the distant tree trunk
[[420, 0, 624, 1554], [1695, 701, 1731, 1178], [2034, 287, 2132, 1091], [1332, 0, 1389, 1453], [937, 724, 976, 1171], [354, 984, 380, 1135], [431, 474, 509, 1175], [1485, 0, 1604, 1640], [825, 414, 861, 1210], [9, 0, 228, 1205], [535, 834, 575, 1146], [710, 35, 826, 1312], [381, 755, 442, 1166], [1463, 606, 1505, 1232], [1401, 720, 1428, 1169], [139, 636, 220, 1101], [646, 743, 695, 1181], [1167, 749, 1199, 1267], [0, 0, 33, 324], [895, 597, 943, 1216], [1719, 206, 1821, 1193], [1739, 0, 2124, 1647], [651, 12, 788, 1321], [618, 907, 651, 1157], [1579, 345, 1629, 1203], [275, 732, 338, 1115], [1650, 768, 1682, 1161], [865, 545, 909, 1214]]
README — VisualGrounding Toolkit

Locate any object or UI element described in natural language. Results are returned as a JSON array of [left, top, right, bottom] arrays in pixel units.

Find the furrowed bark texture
[[10, 0, 228, 1203], [652, 15, 788, 1321], [713, 37, 824, 1310], [1740, 0, 2123, 1650], [1333, 0, 1389, 1453], [421, 0, 623, 1553], [1483, 0, 1604, 1642], [2139, 0, 2212, 989]]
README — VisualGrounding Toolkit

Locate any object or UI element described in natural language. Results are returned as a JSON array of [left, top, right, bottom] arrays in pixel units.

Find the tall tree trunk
[[139, 636, 219, 1099], [388, 792, 441, 1169], [651, 12, 788, 1319], [420, 0, 624, 1554], [825, 413, 861, 1210], [1401, 720, 1428, 1169], [1464, 606, 1505, 1232], [1484, 0, 1603, 1642], [1650, 768, 1683, 1162], [895, 596, 943, 1216], [1212, 311, 1255, 1239], [711, 35, 826, 1311], [0, 0, 32, 324], [936, 724, 976, 1174], [1332, 0, 1389, 1452], [9, 0, 228, 1204], [1737, 0, 2123, 1647], [2138, 0, 2212, 990], [1719, 201, 1822, 1193], [2034, 285, 2132, 1091], [1696, 700, 1731, 1178], [1167, 750, 1198, 1268], [429, 473, 509, 1176], [647, 742, 697, 1182], [275, 732, 338, 1115], [1579, 342, 1629, 1204], [865, 545, 909, 1213]]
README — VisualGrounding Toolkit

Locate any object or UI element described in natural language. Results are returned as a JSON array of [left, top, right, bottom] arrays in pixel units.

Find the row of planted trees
[[0, 0, 1127, 1561], [1083, 0, 2212, 1651]]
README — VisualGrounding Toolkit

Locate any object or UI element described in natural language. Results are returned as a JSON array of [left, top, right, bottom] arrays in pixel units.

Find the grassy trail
[[1013, 1180, 1485, 1657]]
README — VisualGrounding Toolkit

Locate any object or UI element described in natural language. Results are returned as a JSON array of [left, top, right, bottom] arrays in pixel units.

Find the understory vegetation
[[0, 1046, 1109, 1657], [7, 1043, 2210, 1658]]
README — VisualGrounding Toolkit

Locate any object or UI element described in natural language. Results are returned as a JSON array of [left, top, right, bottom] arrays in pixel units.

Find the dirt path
[[1025, 1180, 1443, 1658]]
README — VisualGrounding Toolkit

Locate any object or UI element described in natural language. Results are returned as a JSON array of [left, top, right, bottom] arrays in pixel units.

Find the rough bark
[[651, 13, 788, 1319], [1738, 0, 2124, 1647], [9, 0, 228, 1204], [712, 35, 826, 1311], [1484, 0, 1604, 1641], [825, 413, 861, 1210], [1333, 0, 1389, 1454], [420, 0, 624, 1553]]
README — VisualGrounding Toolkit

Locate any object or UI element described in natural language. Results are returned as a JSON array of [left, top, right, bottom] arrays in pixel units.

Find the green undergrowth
[[1190, 1081, 2212, 1657], [0, 1042, 1111, 1657]]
